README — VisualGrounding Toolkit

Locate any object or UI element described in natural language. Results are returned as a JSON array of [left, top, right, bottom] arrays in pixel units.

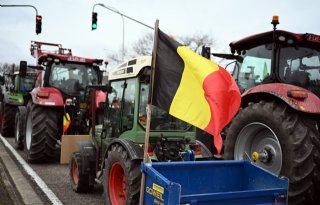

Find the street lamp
[[92, 3, 153, 61]]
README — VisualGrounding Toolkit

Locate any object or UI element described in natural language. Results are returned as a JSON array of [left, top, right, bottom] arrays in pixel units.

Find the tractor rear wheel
[[70, 152, 93, 192], [14, 108, 27, 150], [0, 102, 16, 137], [224, 101, 320, 205], [103, 144, 141, 205], [196, 128, 216, 157], [24, 103, 59, 163]]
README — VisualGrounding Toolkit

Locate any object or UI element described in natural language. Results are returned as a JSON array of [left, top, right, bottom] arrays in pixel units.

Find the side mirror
[[19, 61, 27, 77], [0, 75, 4, 85], [106, 84, 113, 93], [201, 46, 211, 59]]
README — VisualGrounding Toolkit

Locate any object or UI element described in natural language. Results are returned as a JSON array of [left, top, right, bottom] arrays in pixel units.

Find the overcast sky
[[1, 0, 320, 68]]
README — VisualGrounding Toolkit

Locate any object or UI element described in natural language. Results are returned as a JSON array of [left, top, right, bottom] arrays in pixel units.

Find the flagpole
[[139, 19, 159, 205]]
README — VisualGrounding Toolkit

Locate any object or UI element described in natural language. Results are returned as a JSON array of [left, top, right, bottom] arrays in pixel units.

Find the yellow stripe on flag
[[169, 46, 219, 129]]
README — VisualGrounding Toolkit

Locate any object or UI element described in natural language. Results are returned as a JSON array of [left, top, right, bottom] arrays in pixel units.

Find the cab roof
[[108, 56, 151, 81], [38, 53, 103, 65], [230, 30, 320, 54]]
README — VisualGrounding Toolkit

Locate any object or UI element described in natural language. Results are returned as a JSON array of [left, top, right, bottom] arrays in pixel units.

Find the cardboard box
[[60, 135, 90, 164]]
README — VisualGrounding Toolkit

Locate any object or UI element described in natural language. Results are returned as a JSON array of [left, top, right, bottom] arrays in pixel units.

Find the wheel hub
[[234, 122, 282, 175], [15, 118, 20, 142], [26, 112, 32, 150], [252, 146, 274, 163], [72, 161, 79, 184], [109, 162, 126, 205]]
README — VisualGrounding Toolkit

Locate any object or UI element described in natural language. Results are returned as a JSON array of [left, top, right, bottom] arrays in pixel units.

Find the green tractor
[[0, 61, 37, 145], [69, 56, 210, 204]]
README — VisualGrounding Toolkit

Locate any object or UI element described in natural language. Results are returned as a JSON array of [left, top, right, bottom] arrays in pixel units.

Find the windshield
[[279, 45, 320, 96], [21, 76, 37, 92], [235, 44, 272, 91], [48, 63, 98, 95], [139, 83, 192, 131]]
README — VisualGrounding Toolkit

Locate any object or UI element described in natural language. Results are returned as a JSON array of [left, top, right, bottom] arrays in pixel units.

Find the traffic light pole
[[0, 4, 38, 15], [93, 3, 153, 30], [0, 4, 41, 34], [93, 3, 153, 61]]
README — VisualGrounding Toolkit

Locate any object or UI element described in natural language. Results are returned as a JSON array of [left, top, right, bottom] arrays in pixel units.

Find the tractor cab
[[13, 71, 37, 93], [228, 30, 320, 96], [101, 56, 197, 162], [31, 41, 104, 101], [0, 62, 37, 105], [45, 61, 101, 100]]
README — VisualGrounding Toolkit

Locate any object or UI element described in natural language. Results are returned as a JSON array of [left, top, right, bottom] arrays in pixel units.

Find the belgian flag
[[152, 29, 241, 154]]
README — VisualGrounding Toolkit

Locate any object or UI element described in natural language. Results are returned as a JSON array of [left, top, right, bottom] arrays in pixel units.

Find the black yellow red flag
[[152, 29, 241, 154]]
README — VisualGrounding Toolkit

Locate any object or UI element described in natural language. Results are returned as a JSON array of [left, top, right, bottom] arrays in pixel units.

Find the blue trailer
[[141, 160, 288, 205]]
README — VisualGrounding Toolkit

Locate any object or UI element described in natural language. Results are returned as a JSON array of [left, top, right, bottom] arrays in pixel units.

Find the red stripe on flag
[[203, 67, 241, 155]]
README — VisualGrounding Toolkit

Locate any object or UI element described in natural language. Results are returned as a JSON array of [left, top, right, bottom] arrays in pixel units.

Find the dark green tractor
[[69, 56, 211, 205], [0, 61, 37, 147]]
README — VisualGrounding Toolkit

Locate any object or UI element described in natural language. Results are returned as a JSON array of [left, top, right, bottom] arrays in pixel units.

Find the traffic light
[[36, 15, 42, 35], [92, 12, 98, 30]]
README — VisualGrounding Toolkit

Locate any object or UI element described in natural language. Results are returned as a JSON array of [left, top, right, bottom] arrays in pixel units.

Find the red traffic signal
[[36, 15, 42, 35], [92, 12, 97, 30]]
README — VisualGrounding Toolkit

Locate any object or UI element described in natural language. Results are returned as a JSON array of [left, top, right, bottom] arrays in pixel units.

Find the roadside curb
[[0, 157, 22, 205], [0, 136, 63, 205]]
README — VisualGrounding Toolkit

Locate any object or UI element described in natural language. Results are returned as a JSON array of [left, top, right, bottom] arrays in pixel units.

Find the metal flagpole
[[139, 19, 159, 205]]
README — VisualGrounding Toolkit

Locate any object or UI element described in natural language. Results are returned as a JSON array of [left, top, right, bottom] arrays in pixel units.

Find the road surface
[[3, 137, 104, 205]]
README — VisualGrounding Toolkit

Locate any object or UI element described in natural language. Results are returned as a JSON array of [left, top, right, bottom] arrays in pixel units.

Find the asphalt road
[[5, 137, 104, 205]]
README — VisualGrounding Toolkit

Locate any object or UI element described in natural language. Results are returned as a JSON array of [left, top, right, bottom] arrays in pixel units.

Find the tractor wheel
[[103, 144, 141, 205], [14, 108, 27, 150], [224, 101, 320, 205], [0, 102, 16, 137], [70, 152, 93, 192], [24, 103, 59, 163], [196, 128, 216, 157]]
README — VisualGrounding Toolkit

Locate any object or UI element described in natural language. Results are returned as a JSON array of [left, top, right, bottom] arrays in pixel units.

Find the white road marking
[[0, 135, 63, 205]]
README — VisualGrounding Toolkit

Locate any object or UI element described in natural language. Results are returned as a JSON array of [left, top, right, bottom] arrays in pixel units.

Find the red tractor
[[201, 16, 320, 204], [17, 41, 106, 163]]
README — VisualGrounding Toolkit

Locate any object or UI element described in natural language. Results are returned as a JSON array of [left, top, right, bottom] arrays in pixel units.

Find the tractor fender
[[95, 90, 106, 109], [3, 92, 24, 106], [30, 87, 64, 107], [103, 139, 144, 164], [242, 83, 320, 114], [76, 141, 96, 175]]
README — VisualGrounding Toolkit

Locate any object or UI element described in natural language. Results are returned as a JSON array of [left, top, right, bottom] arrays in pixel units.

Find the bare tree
[[131, 32, 216, 56], [178, 34, 216, 53], [0, 63, 14, 74], [107, 48, 129, 65], [107, 32, 217, 65], [132, 33, 154, 56]]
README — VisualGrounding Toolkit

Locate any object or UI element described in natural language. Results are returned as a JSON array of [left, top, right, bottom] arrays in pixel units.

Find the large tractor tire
[[196, 128, 216, 157], [70, 152, 94, 192], [0, 102, 16, 137], [224, 101, 320, 205], [24, 103, 59, 163], [103, 144, 141, 205], [14, 107, 27, 150]]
